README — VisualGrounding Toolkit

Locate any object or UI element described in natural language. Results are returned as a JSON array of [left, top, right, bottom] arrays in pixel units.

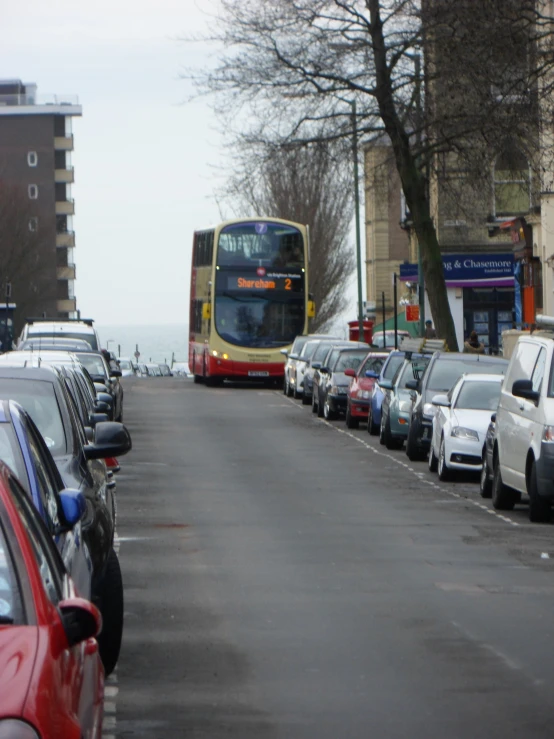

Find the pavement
[[110, 377, 554, 738]]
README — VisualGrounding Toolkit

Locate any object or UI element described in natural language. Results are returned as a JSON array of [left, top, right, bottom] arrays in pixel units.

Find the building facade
[[0, 79, 81, 331]]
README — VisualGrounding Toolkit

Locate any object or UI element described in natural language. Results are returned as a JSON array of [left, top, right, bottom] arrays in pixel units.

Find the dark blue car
[[0, 399, 92, 598], [367, 351, 406, 435]]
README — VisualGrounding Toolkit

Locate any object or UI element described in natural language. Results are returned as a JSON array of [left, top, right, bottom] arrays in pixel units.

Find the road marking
[[278, 392, 521, 529], [541, 552, 550, 559]]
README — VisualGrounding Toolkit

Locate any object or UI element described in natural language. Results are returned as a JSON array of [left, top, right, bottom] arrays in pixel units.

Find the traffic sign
[[405, 304, 420, 323]]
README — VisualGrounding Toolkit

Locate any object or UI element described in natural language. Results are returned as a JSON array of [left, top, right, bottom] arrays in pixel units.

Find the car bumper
[[349, 398, 370, 418], [446, 437, 482, 470], [414, 417, 433, 449], [535, 443, 554, 500], [391, 413, 411, 439], [329, 394, 348, 412]]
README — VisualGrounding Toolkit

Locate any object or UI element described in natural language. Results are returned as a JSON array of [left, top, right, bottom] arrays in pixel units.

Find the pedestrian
[[463, 330, 485, 354], [424, 320, 437, 339]]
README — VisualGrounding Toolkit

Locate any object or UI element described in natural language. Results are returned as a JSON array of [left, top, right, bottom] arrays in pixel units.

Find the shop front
[[400, 253, 514, 352]]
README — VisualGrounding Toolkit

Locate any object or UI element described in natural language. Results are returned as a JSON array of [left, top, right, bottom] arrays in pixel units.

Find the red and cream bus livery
[[189, 218, 313, 384]]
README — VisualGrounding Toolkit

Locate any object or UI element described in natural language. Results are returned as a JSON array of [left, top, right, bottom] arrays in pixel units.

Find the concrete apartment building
[[0, 79, 82, 331]]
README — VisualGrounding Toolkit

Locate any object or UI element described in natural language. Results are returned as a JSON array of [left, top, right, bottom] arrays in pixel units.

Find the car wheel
[[96, 548, 124, 677], [528, 461, 551, 523], [492, 456, 516, 510], [407, 422, 426, 461], [293, 384, 301, 399], [428, 443, 438, 472], [479, 452, 492, 498], [323, 395, 337, 421], [345, 405, 359, 429], [438, 436, 451, 481], [379, 414, 386, 445], [283, 375, 288, 395], [302, 391, 311, 406], [317, 391, 324, 418], [384, 415, 401, 450], [312, 391, 318, 414], [367, 405, 379, 436]]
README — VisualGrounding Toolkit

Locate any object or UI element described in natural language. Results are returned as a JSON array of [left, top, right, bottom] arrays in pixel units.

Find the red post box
[[348, 319, 374, 344]]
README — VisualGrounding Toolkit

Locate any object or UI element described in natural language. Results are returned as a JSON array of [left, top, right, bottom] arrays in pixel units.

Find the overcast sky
[[1, 0, 229, 325], [1, 0, 357, 328]]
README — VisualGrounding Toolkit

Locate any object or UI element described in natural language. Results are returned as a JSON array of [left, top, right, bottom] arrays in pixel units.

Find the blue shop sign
[[399, 253, 514, 287]]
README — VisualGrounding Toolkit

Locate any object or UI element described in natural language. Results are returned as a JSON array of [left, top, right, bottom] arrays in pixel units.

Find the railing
[[0, 93, 79, 107]]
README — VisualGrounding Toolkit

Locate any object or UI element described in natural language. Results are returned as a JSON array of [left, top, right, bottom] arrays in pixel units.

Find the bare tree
[[187, 0, 554, 351], [0, 180, 56, 338], [222, 139, 355, 331]]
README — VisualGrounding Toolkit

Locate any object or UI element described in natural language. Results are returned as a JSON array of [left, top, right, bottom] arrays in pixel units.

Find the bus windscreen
[[217, 221, 305, 268]]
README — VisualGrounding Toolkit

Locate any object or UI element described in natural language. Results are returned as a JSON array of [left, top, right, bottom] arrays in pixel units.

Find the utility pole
[[351, 100, 364, 341], [413, 53, 425, 338]]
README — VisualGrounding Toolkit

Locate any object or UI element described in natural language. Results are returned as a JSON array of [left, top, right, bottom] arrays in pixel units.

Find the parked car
[[159, 363, 173, 376], [371, 330, 411, 350], [289, 339, 324, 400], [0, 461, 104, 738], [492, 327, 554, 521], [282, 334, 339, 397], [303, 340, 353, 408], [75, 351, 124, 422], [172, 362, 189, 377], [428, 373, 503, 481], [312, 345, 370, 420], [118, 358, 136, 377], [367, 351, 406, 435], [137, 363, 150, 377], [379, 354, 431, 450], [344, 352, 388, 428], [17, 317, 101, 351], [146, 362, 163, 377], [405, 352, 509, 462], [0, 399, 92, 599], [0, 365, 131, 674]]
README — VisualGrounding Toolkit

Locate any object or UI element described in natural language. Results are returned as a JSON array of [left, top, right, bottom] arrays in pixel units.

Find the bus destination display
[[224, 271, 304, 293]]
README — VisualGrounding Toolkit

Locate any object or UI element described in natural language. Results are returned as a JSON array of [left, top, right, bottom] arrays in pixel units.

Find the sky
[[1, 0, 357, 327]]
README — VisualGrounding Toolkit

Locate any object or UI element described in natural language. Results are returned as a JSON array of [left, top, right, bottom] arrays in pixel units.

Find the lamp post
[[350, 100, 365, 341]]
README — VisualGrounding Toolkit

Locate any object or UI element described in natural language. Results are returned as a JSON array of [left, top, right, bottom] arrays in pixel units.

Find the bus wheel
[[193, 374, 204, 384]]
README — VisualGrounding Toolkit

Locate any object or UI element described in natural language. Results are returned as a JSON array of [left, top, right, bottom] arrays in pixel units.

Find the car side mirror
[[94, 400, 110, 414], [280, 349, 289, 357], [289, 353, 299, 361], [89, 411, 109, 427], [512, 378, 539, 404], [84, 421, 132, 460], [365, 370, 379, 379], [431, 393, 450, 407], [110, 369, 122, 379], [491, 412, 497, 422], [320, 366, 330, 374], [57, 488, 86, 530], [60, 597, 102, 647], [311, 362, 321, 370], [405, 379, 419, 391], [344, 368, 356, 378]]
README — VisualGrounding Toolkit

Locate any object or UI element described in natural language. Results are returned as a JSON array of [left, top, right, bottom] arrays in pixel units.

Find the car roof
[[0, 364, 61, 382], [457, 373, 505, 383], [25, 320, 95, 332], [0, 351, 79, 367], [431, 351, 508, 363]]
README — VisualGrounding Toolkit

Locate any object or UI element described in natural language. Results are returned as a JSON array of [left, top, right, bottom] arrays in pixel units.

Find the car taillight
[[105, 457, 121, 473]]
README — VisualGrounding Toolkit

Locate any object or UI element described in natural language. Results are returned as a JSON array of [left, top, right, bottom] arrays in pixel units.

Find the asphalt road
[[112, 377, 554, 738]]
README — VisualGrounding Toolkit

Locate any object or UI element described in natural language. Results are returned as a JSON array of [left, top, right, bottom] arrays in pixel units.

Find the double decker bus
[[189, 218, 314, 385]]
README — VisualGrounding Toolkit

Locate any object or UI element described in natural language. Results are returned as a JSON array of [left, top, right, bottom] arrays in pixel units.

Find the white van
[[494, 321, 554, 522], [17, 318, 101, 351]]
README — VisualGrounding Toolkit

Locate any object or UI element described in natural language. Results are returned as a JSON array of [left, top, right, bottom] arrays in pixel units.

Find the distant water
[[96, 324, 188, 365]]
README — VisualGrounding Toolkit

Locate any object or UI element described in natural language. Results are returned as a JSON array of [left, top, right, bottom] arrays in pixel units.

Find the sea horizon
[[96, 323, 188, 365]]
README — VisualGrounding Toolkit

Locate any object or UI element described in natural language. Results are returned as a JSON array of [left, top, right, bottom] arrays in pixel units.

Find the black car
[[75, 351, 124, 422], [312, 344, 370, 420], [405, 352, 509, 461], [0, 365, 131, 675]]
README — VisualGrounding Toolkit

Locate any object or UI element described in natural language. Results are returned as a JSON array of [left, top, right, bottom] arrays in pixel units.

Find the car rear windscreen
[[28, 331, 98, 351], [0, 380, 65, 454], [427, 360, 507, 392]]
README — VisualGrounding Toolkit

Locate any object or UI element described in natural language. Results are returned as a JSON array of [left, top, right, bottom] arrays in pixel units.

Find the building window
[[27, 151, 38, 167], [28, 217, 38, 232], [28, 184, 38, 200], [493, 148, 531, 218]]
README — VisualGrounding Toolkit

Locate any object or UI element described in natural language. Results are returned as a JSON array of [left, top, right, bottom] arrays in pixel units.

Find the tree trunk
[[368, 0, 459, 351]]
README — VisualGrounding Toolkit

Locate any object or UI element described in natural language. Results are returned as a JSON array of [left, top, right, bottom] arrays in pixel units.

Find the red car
[[344, 352, 388, 428], [0, 462, 104, 738]]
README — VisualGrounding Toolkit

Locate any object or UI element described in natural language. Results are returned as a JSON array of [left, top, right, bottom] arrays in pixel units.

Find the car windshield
[[372, 333, 409, 348], [427, 359, 507, 392], [0, 425, 27, 489], [75, 353, 107, 379], [0, 380, 65, 454], [454, 381, 502, 410], [119, 360, 132, 369], [382, 355, 404, 380], [360, 355, 385, 376], [300, 342, 319, 360], [291, 336, 309, 355], [397, 358, 430, 389], [28, 331, 98, 351], [0, 519, 25, 624], [333, 351, 368, 373], [313, 342, 337, 362]]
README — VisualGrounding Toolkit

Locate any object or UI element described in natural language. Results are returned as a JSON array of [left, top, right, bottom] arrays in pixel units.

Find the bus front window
[[217, 221, 305, 268], [215, 295, 304, 348]]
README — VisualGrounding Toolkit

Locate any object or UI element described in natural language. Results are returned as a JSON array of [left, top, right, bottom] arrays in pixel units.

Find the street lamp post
[[350, 100, 364, 341], [410, 53, 425, 338]]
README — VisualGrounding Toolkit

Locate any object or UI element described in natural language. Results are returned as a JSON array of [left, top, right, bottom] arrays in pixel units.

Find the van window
[[531, 349, 547, 394], [505, 341, 541, 387]]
